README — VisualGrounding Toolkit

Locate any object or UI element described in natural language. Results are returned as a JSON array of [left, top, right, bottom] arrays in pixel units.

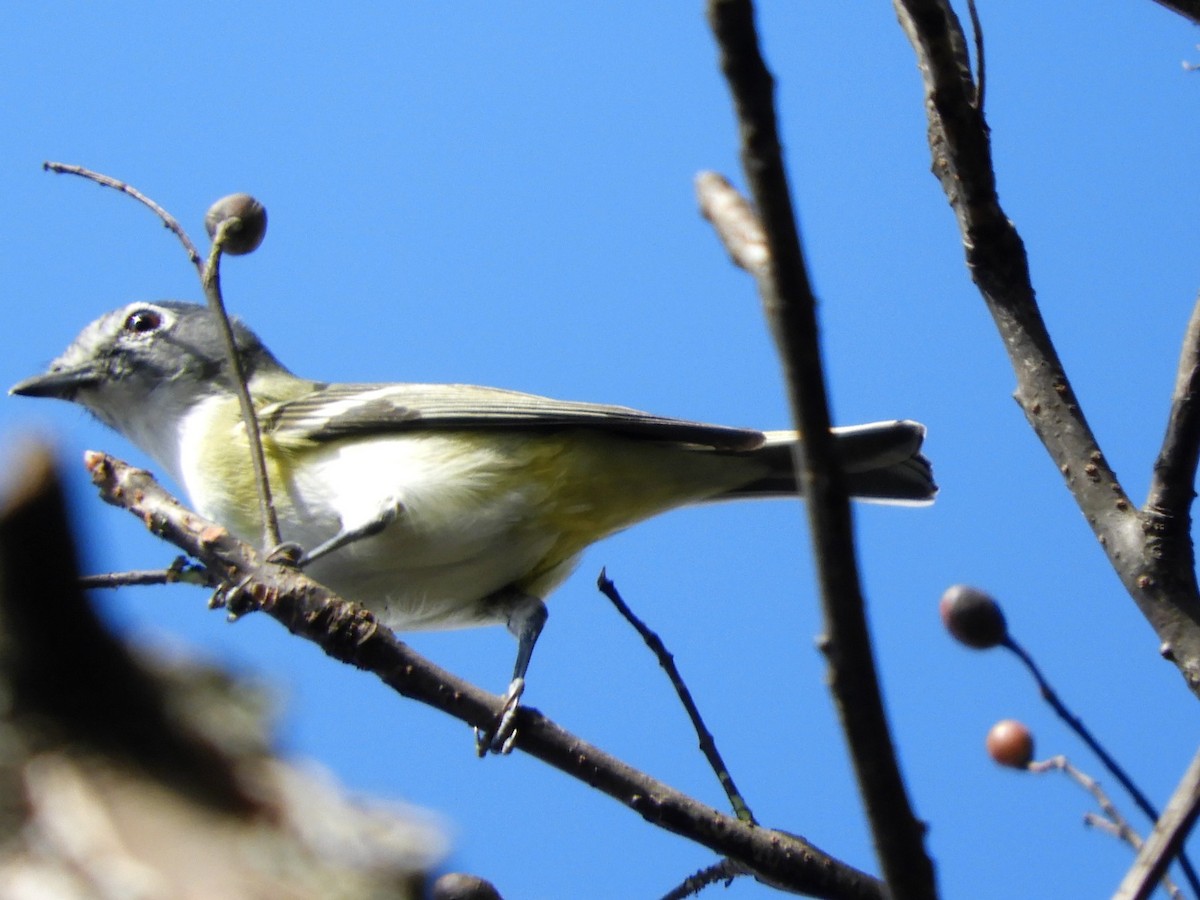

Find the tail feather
[[719, 420, 936, 505]]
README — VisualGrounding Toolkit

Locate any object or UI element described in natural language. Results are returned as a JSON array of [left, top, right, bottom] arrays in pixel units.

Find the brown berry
[[204, 193, 267, 255], [939, 584, 1008, 649], [986, 719, 1034, 768]]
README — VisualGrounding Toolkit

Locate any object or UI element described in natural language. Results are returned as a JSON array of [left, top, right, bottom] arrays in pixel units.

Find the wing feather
[[260, 383, 765, 450]]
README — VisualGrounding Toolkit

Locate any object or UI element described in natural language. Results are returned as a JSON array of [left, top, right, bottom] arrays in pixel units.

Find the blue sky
[[2, 4, 1198, 897]]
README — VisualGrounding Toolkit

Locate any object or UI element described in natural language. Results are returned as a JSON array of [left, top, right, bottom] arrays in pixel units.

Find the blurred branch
[[84, 450, 886, 900], [695, 171, 769, 277], [0, 444, 439, 897], [1149, 0, 1200, 25], [1114, 748, 1200, 900], [80, 558, 215, 589], [1005, 633, 1200, 894], [1030, 756, 1182, 899], [705, 3, 936, 898], [894, 0, 1200, 691], [1149, 293, 1200, 528]]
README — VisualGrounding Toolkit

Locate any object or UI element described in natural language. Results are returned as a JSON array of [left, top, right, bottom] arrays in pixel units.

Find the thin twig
[[596, 571, 755, 824], [695, 171, 769, 277], [83, 451, 886, 900], [965, 0, 985, 111], [1030, 756, 1183, 900], [1148, 292, 1200, 524], [1085, 811, 1133, 841], [706, 4, 936, 897], [1114, 747, 1200, 900], [1033, 755, 1142, 845], [44, 162, 285, 553], [1008, 638, 1166, 826], [42, 162, 204, 274], [661, 858, 747, 900], [201, 227, 283, 550], [1005, 636, 1200, 894], [79, 558, 214, 589]]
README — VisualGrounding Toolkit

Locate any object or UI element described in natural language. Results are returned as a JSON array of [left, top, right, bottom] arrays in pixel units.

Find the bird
[[11, 300, 935, 751]]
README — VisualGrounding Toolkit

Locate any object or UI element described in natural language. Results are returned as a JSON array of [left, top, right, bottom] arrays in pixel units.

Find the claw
[[211, 574, 256, 619], [475, 677, 525, 756], [265, 541, 304, 566]]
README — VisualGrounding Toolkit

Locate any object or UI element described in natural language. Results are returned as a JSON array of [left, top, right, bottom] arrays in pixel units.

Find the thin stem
[[42, 162, 204, 274], [1147, 291, 1200, 522], [597, 571, 755, 825], [1006, 636, 1200, 895], [695, 171, 769, 277], [965, 0, 985, 111], [79, 559, 213, 589], [1030, 755, 1183, 900], [661, 859, 747, 900], [201, 226, 282, 550], [1115, 747, 1200, 900]]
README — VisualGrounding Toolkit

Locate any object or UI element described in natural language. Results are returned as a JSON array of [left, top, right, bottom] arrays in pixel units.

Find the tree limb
[[706, 3, 937, 898], [83, 450, 887, 900], [1114, 747, 1200, 900], [894, 0, 1200, 696]]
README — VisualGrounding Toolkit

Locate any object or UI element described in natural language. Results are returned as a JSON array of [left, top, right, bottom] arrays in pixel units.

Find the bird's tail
[[720, 420, 936, 505]]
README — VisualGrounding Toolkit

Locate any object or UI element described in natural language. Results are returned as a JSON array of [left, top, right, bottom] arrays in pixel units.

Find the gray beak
[[10, 364, 102, 400]]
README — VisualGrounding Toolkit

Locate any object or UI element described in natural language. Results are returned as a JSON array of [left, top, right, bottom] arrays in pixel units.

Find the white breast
[[278, 434, 559, 630]]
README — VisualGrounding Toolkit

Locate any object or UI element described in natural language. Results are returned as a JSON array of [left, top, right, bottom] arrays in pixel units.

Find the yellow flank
[[179, 394, 306, 542], [184, 393, 767, 601], [443, 429, 761, 592]]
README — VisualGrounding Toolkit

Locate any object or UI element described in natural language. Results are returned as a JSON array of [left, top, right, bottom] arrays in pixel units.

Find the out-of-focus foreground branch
[[705, 3, 937, 899], [0, 444, 442, 898], [1149, 0, 1200, 26]]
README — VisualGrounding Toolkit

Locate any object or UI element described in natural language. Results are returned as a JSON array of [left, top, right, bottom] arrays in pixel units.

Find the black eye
[[124, 308, 163, 334]]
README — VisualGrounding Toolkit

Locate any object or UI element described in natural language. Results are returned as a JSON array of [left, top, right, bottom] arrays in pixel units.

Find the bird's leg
[[475, 590, 548, 756], [280, 497, 404, 568]]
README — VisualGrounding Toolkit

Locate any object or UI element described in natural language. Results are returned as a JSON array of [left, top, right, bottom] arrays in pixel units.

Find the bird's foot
[[474, 677, 525, 756]]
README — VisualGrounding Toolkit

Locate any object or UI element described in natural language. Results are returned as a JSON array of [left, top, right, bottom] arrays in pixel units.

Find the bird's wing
[[259, 382, 765, 450]]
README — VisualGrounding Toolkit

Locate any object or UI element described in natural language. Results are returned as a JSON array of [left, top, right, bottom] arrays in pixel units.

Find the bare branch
[[42, 162, 204, 274], [695, 171, 769, 277], [1148, 292, 1200, 523], [84, 451, 887, 900], [705, 3, 936, 897], [1149, 0, 1200, 26], [597, 571, 754, 825], [1114, 747, 1200, 900], [79, 558, 214, 589], [893, 0, 1200, 692], [1030, 756, 1183, 900], [965, 0, 985, 111], [662, 859, 749, 899]]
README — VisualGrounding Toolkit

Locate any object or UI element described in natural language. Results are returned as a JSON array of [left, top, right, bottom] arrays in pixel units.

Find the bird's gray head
[[9, 301, 285, 431]]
